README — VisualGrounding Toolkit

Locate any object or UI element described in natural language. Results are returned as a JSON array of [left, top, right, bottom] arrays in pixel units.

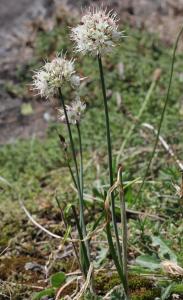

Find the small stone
[[24, 262, 43, 272]]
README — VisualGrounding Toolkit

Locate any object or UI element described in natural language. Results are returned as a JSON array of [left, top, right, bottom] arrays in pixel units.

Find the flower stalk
[[116, 68, 161, 165], [77, 123, 84, 198], [58, 88, 90, 275], [97, 54, 122, 267], [71, 205, 90, 276], [104, 167, 130, 299], [119, 166, 129, 298], [136, 25, 183, 201]]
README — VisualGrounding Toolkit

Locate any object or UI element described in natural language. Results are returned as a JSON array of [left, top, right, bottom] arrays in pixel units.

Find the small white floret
[[57, 96, 86, 125], [71, 7, 124, 56], [33, 54, 81, 98]]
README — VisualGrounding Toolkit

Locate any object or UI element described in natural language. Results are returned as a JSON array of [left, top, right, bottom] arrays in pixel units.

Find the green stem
[[58, 89, 80, 193], [55, 196, 81, 269], [117, 76, 157, 164], [71, 205, 90, 277], [58, 88, 90, 264], [136, 25, 183, 200], [105, 215, 127, 297], [76, 123, 86, 250], [119, 169, 130, 299], [55, 129, 78, 188], [98, 55, 122, 267], [77, 123, 84, 197], [67, 161, 77, 189]]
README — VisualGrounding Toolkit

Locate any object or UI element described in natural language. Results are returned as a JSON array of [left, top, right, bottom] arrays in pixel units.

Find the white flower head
[[58, 96, 86, 125], [33, 53, 81, 98], [71, 7, 124, 56]]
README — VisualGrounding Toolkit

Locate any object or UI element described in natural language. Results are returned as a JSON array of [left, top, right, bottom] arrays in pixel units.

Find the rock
[[24, 261, 44, 272]]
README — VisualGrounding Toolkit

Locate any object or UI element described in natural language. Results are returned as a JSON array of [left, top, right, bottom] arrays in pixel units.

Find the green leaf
[[32, 288, 55, 300], [0, 176, 12, 187], [63, 226, 71, 242], [151, 236, 177, 262], [129, 265, 157, 274], [135, 255, 161, 270], [161, 284, 173, 300], [95, 247, 108, 267], [50, 272, 66, 288]]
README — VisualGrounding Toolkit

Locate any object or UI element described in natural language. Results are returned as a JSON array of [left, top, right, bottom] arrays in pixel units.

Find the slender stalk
[[71, 205, 90, 277], [67, 161, 77, 189], [136, 25, 183, 200], [58, 88, 90, 264], [72, 205, 95, 294], [117, 70, 160, 164], [105, 213, 128, 299], [77, 123, 84, 197], [58, 89, 81, 194], [97, 54, 122, 266], [106, 222, 125, 282], [119, 168, 129, 299], [76, 123, 87, 256], [55, 196, 81, 269], [56, 129, 77, 188], [76, 123, 92, 268]]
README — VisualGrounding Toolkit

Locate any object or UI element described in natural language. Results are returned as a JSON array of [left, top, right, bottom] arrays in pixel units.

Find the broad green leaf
[[50, 272, 66, 288], [135, 255, 161, 270], [32, 288, 55, 300], [151, 236, 177, 262]]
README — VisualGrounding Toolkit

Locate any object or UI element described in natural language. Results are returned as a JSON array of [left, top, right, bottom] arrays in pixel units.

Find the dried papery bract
[[33, 53, 81, 98], [161, 260, 183, 276], [71, 7, 124, 56]]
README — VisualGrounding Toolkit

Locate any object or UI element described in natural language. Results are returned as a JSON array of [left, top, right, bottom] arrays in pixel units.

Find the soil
[[1, 0, 183, 145]]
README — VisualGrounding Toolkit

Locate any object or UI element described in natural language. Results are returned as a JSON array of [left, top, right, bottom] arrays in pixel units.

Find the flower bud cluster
[[58, 97, 86, 125]]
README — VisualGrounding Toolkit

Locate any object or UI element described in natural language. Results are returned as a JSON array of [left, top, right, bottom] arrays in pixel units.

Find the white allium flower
[[58, 97, 86, 125], [33, 54, 81, 98], [71, 7, 124, 56]]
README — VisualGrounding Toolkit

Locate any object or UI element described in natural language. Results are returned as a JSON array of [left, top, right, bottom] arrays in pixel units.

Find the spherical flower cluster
[[71, 7, 123, 56], [58, 97, 86, 125], [33, 54, 81, 98]]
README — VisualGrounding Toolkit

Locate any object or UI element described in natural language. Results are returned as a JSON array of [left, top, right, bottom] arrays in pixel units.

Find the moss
[[131, 287, 160, 300], [0, 256, 44, 283], [128, 274, 154, 291], [0, 220, 20, 248], [95, 271, 120, 294], [52, 256, 79, 273], [95, 271, 159, 298]]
